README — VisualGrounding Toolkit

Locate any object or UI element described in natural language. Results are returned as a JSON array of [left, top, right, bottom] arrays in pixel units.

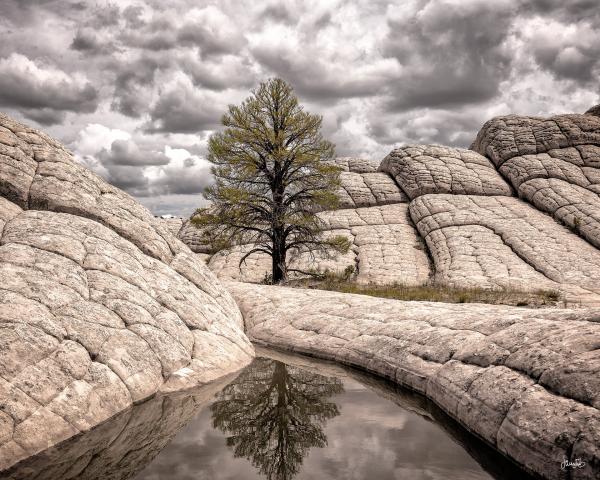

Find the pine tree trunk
[[272, 232, 287, 283], [272, 177, 287, 283]]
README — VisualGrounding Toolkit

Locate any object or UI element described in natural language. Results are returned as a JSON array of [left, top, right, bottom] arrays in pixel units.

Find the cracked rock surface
[[327, 156, 380, 173], [228, 282, 600, 480], [0, 113, 253, 470], [336, 171, 408, 208], [379, 145, 513, 199], [0, 377, 230, 480], [409, 194, 600, 301], [208, 204, 431, 286], [177, 218, 213, 254], [472, 114, 600, 249], [161, 217, 184, 237]]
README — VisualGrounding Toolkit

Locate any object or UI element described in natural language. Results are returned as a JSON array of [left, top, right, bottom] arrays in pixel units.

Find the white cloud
[[1, 0, 598, 215], [73, 123, 130, 157]]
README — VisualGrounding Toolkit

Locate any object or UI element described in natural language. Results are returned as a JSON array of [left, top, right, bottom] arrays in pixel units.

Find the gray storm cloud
[[0, 0, 598, 215]]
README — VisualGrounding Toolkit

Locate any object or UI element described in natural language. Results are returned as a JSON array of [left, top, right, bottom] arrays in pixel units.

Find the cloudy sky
[[1, 0, 598, 216]]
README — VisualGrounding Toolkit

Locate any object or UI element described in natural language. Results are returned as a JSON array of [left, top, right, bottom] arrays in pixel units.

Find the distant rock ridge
[[0, 112, 253, 470], [585, 104, 600, 117], [179, 107, 600, 306]]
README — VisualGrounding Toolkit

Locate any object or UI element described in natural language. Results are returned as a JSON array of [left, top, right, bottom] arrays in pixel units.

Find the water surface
[[136, 353, 530, 480], [1, 351, 532, 480]]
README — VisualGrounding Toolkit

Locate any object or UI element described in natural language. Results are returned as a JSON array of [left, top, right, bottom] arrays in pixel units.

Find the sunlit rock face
[[229, 282, 600, 480], [0, 113, 253, 470]]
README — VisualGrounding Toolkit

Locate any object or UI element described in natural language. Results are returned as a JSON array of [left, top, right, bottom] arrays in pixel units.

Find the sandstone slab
[[409, 194, 600, 299], [0, 113, 253, 470], [336, 171, 408, 208], [472, 113, 600, 250]]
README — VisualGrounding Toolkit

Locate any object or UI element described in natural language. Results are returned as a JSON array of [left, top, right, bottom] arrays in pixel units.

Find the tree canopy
[[193, 78, 349, 283]]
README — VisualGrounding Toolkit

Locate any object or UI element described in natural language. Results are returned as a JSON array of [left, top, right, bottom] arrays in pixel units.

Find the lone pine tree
[[193, 78, 349, 283]]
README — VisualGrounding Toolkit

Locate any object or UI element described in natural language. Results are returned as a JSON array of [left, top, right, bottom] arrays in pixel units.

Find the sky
[[0, 0, 599, 217]]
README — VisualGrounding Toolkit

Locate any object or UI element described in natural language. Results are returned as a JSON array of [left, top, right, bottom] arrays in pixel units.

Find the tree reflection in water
[[211, 358, 344, 480]]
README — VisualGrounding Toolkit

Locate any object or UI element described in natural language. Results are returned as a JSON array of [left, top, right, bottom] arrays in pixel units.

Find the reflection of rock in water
[[255, 348, 536, 480], [211, 358, 343, 480], [0, 378, 231, 480], [347, 371, 537, 480]]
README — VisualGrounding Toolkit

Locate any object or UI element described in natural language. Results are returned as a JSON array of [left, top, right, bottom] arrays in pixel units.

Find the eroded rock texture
[[409, 194, 600, 302], [472, 113, 600, 249], [379, 145, 513, 199], [327, 156, 379, 173], [177, 218, 212, 254], [170, 112, 600, 306], [336, 171, 408, 208], [0, 378, 230, 480], [160, 217, 184, 237], [0, 113, 253, 470], [229, 282, 600, 480], [208, 204, 431, 286]]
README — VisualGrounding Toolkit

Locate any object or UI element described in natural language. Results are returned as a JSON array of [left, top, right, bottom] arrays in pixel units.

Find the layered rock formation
[[208, 203, 430, 286], [160, 217, 184, 237], [379, 145, 513, 198], [0, 113, 253, 470], [195, 158, 431, 285], [229, 282, 600, 480], [4, 106, 600, 479], [471, 113, 600, 250], [172, 107, 600, 306]]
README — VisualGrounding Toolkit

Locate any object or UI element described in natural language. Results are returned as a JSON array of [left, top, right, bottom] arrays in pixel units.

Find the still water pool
[[1, 350, 532, 480], [136, 352, 530, 480]]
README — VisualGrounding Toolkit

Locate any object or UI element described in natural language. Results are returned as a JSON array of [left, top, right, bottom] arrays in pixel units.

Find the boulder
[[379, 145, 513, 199], [0, 112, 253, 470], [471, 113, 600, 249]]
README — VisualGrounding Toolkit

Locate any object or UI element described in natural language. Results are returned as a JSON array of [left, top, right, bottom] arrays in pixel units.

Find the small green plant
[[342, 265, 355, 280]]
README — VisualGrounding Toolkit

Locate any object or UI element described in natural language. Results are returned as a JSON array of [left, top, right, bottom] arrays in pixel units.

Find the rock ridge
[[0, 112, 253, 470]]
